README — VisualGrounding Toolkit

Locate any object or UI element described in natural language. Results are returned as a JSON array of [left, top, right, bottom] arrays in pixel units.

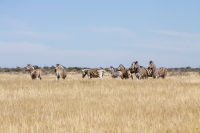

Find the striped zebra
[[110, 66, 118, 72], [131, 61, 148, 81], [129, 62, 136, 79], [55, 64, 67, 80], [130, 62, 153, 78], [117, 64, 125, 71], [82, 68, 105, 80], [117, 64, 131, 79], [108, 66, 123, 79], [145, 67, 153, 77], [25, 64, 42, 80], [149, 61, 167, 79]]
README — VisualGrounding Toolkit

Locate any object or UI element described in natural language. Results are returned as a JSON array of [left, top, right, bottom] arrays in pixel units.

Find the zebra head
[[149, 61, 156, 69], [25, 64, 34, 72], [129, 62, 136, 72], [82, 69, 88, 78], [55, 64, 65, 72], [117, 64, 125, 71], [133, 61, 140, 69], [108, 66, 115, 74]]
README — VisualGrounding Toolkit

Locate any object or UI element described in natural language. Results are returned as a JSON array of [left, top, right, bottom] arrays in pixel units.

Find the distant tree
[[33, 65, 41, 69], [5, 68, 10, 72], [186, 66, 191, 69], [50, 66, 55, 70], [15, 66, 21, 72]]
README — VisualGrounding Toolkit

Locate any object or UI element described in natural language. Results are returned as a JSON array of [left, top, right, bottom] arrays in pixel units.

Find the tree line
[[0, 66, 199, 76]]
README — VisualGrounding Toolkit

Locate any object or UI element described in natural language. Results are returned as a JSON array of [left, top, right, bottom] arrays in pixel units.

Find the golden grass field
[[0, 72, 200, 133]]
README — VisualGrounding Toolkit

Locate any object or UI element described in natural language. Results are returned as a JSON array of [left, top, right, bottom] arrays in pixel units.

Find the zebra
[[55, 64, 67, 80], [129, 62, 136, 79], [110, 66, 118, 72], [130, 62, 153, 78], [25, 64, 42, 80], [108, 66, 123, 79], [148, 61, 167, 79], [146, 67, 153, 77], [117, 64, 131, 79], [82, 68, 105, 80], [131, 61, 148, 81]]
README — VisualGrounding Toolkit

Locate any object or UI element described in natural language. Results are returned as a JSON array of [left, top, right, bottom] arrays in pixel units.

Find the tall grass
[[0, 73, 200, 133]]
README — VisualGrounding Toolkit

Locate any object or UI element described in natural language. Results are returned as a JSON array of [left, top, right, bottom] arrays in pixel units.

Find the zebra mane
[[56, 64, 65, 69], [27, 64, 34, 69], [149, 61, 153, 64], [82, 69, 89, 72], [110, 66, 115, 69], [119, 64, 125, 70]]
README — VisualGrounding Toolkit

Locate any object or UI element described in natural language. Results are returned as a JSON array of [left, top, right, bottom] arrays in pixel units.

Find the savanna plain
[[0, 72, 200, 133]]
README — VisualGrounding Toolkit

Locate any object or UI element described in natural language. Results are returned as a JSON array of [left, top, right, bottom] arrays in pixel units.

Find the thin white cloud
[[0, 31, 71, 40], [6, 18, 28, 29], [0, 41, 199, 68], [118, 41, 200, 53], [0, 15, 29, 30], [152, 30, 200, 38], [88, 26, 135, 36]]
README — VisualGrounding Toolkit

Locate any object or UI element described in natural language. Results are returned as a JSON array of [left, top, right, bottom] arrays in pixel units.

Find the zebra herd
[[24, 61, 167, 81]]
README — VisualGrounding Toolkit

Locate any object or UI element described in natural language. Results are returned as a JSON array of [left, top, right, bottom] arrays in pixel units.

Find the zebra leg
[[39, 74, 42, 80], [99, 71, 103, 80], [56, 73, 60, 80], [87, 71, 91, 79], [99, 74, 103, 80]]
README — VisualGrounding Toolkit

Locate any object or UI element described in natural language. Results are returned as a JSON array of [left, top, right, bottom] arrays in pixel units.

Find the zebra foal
[[108, 66, 123, 79]]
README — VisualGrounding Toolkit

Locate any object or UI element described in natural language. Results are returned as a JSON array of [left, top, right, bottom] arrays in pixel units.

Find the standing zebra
[[117, 64, 131, 79], [25, 64, 42, 80], [132, 61, 148, 81], [55, 64, 67, 80], [82, 68, 105, 80], [129, 62, 136, 79], [108, 66, 123, 79], [148, 61, 167, 79], [130, 62, 153, 78]]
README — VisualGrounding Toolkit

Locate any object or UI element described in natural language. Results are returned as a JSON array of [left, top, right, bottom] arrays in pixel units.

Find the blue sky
[[0, 0, 199, 68]]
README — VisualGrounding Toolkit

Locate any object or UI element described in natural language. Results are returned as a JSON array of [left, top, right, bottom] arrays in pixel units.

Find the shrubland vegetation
[[0, 66, 199, 76]]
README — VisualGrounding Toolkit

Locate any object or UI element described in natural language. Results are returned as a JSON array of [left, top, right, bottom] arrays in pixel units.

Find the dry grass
[[0, 72, 200, 133]]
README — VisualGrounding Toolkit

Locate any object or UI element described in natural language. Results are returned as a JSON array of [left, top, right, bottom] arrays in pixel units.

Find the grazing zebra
[[25, 64, 42, 80], [108, 66, 123, 79], [55, 64, 67, 80], [148, 61, 167, 79], [82, 68, 105, 80], [131, 61, 148, 81], [117, 64, 131, 79]]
